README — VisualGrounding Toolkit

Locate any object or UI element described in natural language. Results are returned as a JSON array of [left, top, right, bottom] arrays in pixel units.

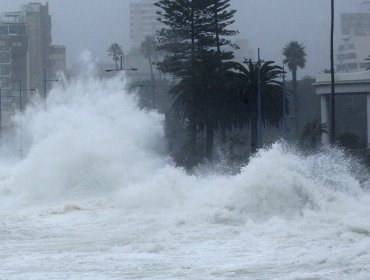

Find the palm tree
[[170, 52, 239, 160], [234, 60, 284, 153], [107, 43, 123, 70], [141, 35, 157, 108], [301, 120, 328, 149], [282, 41, 306, 135]]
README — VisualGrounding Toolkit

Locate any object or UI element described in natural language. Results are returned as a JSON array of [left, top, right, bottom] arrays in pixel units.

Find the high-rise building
[[0, 12, 28, 99], [337, 1, 370, 72], [49, 45, 66, 77], [22, 3, 52, 92], [0, 3, 66, 145], [0, 3, 66, 102], [0, 12, 28, 144], [129, 0, 162, 49]]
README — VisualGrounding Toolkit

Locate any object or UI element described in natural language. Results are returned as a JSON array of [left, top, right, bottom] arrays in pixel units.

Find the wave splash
[[0, 63, 368, 224]]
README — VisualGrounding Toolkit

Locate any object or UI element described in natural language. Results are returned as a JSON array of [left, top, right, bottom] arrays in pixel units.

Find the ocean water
[[0, 63, 369, 279]]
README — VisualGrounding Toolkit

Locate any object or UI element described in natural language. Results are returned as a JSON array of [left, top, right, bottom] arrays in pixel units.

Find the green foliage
[[282, 41, 306, 73], [282, 41, 307, 136], [140, 35, 158, 60], [232, 60, 285, 152], [107, 43, 124, 70], [140, 35, 158, 107], [301, 120, 327, 149], [156, 0, 239, 160]]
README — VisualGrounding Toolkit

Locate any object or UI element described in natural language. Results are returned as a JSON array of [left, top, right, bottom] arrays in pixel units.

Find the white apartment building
[[337, 36, 370, 72], [336, 1, 370, 72], [129, 0, 162, 49]]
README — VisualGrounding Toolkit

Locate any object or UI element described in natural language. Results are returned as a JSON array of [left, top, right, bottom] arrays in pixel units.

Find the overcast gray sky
[[0, 0, 364, 77]]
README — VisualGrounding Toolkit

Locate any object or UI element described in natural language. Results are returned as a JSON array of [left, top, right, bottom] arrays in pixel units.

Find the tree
[[234, 60, 285, 153], [204, 0, 238, 154], [156, 0, 239, 161], [301, 120, 327, 149], [140, 35, 158, 107], [107, 43, 123, 70], [282, 41, 306, 136], [156, 0, 206, 160]]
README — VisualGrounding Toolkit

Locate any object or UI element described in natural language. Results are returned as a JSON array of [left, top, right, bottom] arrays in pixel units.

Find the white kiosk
[[314, 71, 370, 148]]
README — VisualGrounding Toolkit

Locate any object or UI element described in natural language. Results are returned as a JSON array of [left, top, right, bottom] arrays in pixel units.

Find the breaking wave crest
[[0, 62, 368, 225]]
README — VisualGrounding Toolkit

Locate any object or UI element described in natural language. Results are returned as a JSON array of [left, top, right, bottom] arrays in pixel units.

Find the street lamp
[[12, 80, 36, 112], [256, 48, 263, 148], [330, 0, 336, 144], [244, 50, 280, 149], [244, 48, 269, 149]]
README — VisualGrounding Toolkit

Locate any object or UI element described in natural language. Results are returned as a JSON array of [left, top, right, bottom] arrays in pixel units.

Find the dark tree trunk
[[189, 118, 197, 155], [115, 59, 118, 71]]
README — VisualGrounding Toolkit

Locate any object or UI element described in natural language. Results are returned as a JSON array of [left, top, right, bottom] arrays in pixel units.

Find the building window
[[359, 62, 370, 69], [8, 25, 17, 35], [0, 53, 10, 64], [0, 65, 10, 76], [338, 53, 357, 60], [18, 25, 26, 36], [347, 53, 356, 59], [348, 63, 358, 69], [0, 26, 8, 36], [337, 64, 346, 71], [0, 77, 10, 88], [0, 47, 10, 52], [0, 88, 11, 96]]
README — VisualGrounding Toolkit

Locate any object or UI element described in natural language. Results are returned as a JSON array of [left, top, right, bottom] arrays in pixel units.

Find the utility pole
[[330, 0, 336, 144], [257, 48, 263, 148], [243, 48, 266, 149]]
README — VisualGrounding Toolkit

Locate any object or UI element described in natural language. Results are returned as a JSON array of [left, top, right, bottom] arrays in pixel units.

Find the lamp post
[[256, 48, 263, 148], [243, 49, 264, 149], [330, 0, 336, 144], [43, 69, 58, 110], [244, 50, 279, 149]]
